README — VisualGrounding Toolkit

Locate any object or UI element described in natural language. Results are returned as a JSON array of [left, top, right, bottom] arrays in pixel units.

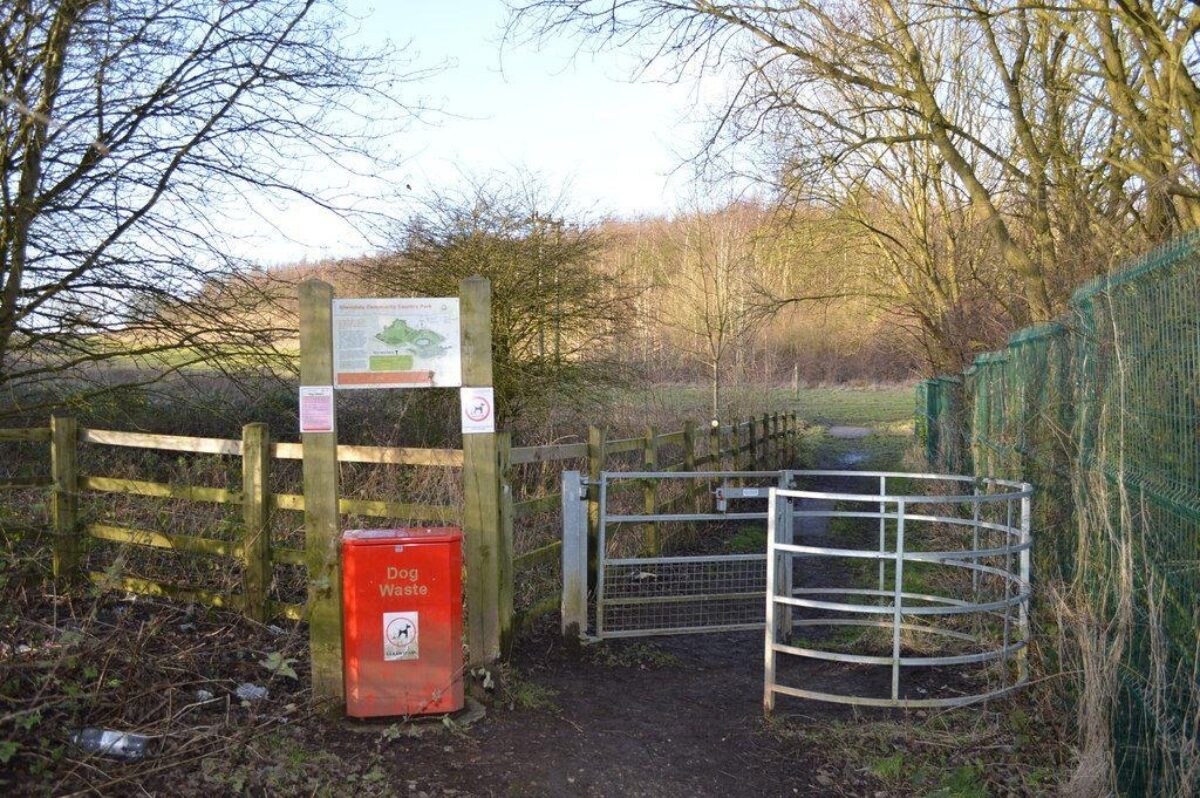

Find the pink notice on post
[[299, 386, 335, 433]]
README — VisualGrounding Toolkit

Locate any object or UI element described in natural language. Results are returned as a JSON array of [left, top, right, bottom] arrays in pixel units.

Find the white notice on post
[[299, 386, 335, 433], [460, 387, 496, 435], [332, 297, 462, 389]]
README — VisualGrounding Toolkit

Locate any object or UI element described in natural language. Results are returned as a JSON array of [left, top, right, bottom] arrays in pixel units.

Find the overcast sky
[[247, 0, 728, 266]]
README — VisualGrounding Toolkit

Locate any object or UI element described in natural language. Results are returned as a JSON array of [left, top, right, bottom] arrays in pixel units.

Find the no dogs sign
[[459, 387, 495, 434]]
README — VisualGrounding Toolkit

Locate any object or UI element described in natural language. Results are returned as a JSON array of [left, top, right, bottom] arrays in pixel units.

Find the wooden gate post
[[50, 415, 80, 580], [241, 422, 271, 623], [460, 275, 502, 666], [298, 279, 343, 705], [497, 431, 515, 651], [642, 426, 658, 555], [586, 425, 606, 596]]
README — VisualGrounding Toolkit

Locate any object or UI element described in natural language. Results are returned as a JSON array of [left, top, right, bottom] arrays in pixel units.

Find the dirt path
[[355, 623, 894, 798]]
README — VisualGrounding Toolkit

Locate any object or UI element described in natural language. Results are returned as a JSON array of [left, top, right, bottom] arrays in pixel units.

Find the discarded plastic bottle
[[71, 728, 150, 761], [235, 683, 269, 702]]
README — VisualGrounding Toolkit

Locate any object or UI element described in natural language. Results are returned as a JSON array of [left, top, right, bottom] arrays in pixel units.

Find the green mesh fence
[[918, 231, 1200, 796]]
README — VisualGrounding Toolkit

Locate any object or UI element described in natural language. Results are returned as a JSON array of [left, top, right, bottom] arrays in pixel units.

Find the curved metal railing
[[764, 471, 1032, 710]]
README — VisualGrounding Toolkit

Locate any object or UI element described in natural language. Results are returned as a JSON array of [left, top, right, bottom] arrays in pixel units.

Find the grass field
[[575, 383, 914, 435], [786, 385, 914, 425], [561, 383, 917, 471]]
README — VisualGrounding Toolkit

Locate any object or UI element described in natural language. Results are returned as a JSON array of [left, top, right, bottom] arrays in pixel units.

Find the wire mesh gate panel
[[599, 555, 767, 635], [764, 473, 1033, 710], [559, 470, 791, 639], [597, 471, 792, 638]]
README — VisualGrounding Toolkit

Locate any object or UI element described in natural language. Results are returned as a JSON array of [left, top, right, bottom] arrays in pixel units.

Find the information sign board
[[333, 298, 462, 389]]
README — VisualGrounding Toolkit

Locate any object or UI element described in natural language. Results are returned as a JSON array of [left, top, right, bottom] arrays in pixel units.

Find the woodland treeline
[[276, 190, 914, 417], [507, 0, 1200, 373], [1, 1, 1196, 419]]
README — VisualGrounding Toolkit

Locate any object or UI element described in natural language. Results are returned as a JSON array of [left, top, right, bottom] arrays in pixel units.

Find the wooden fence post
[[724, 420, 734, 470], [748, 416, 757, 469], [778, 413, 785, 464], [683, 420, 696, 472], [460, 275, 502, 666], [497, 431, 514, 652], [587, 425, 606, 595], [770, 413, 778, 465], [791, 412, 799, 462], [786, 413, 794, 463], [765, 413, 772, 465], [241, 422, 271, 623], [682, 420, 697, 509], [709, 421, 720, 471], [793, 412, 801, 462], [51, 415, 80, 580], [728, 420, 736, 470], [642, 426, 658, 555], [298, 279, 343, 705], [763, 412, 772, 463]]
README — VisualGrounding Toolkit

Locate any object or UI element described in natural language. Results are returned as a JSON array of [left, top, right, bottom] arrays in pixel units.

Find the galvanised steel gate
[[763, 473, 1033, 709], [560, 470, 792, 639], [560, 468, 1035, 710]]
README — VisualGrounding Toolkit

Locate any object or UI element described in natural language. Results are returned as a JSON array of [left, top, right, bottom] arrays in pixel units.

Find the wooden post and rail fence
[[0, 408, 800, 702], [0, 276, 804, 705]]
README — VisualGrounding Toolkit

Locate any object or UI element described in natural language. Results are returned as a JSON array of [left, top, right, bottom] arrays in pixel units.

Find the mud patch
[[835, 451, 868, 467]]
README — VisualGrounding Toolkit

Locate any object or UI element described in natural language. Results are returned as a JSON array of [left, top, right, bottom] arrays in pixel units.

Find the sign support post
[[459, 275, 502, 666], [299, 279, 344, 706], [298, 275, 497, 702]]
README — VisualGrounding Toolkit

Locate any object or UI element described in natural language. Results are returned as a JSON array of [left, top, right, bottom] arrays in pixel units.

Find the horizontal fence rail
[[0, 421, 466, 625], [1, 410, 804, 649]]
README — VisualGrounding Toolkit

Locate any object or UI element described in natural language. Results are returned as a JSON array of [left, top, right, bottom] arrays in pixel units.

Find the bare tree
[[357, 176, 639, 418], [508, 0, 1200, 332], [654, 204, 761, 421], [0, 0, 427, 417]]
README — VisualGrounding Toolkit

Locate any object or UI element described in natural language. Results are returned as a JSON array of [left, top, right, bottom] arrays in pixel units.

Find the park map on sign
[[332, 298, 463, 389], [374, 319, 448, 359]]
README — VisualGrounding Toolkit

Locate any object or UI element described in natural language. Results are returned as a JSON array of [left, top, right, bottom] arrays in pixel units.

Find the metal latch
[[714, 481, 768, 512]]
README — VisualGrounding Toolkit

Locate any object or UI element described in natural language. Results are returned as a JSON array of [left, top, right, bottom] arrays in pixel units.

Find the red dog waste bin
[[341, 527, 464, 718]]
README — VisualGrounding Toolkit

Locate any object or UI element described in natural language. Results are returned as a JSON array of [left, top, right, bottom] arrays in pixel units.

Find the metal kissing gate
[[561, 469, 1034, 709]]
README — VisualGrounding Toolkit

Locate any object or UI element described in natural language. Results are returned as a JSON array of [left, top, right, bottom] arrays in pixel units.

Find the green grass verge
[[598, 384, 914, 429]]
